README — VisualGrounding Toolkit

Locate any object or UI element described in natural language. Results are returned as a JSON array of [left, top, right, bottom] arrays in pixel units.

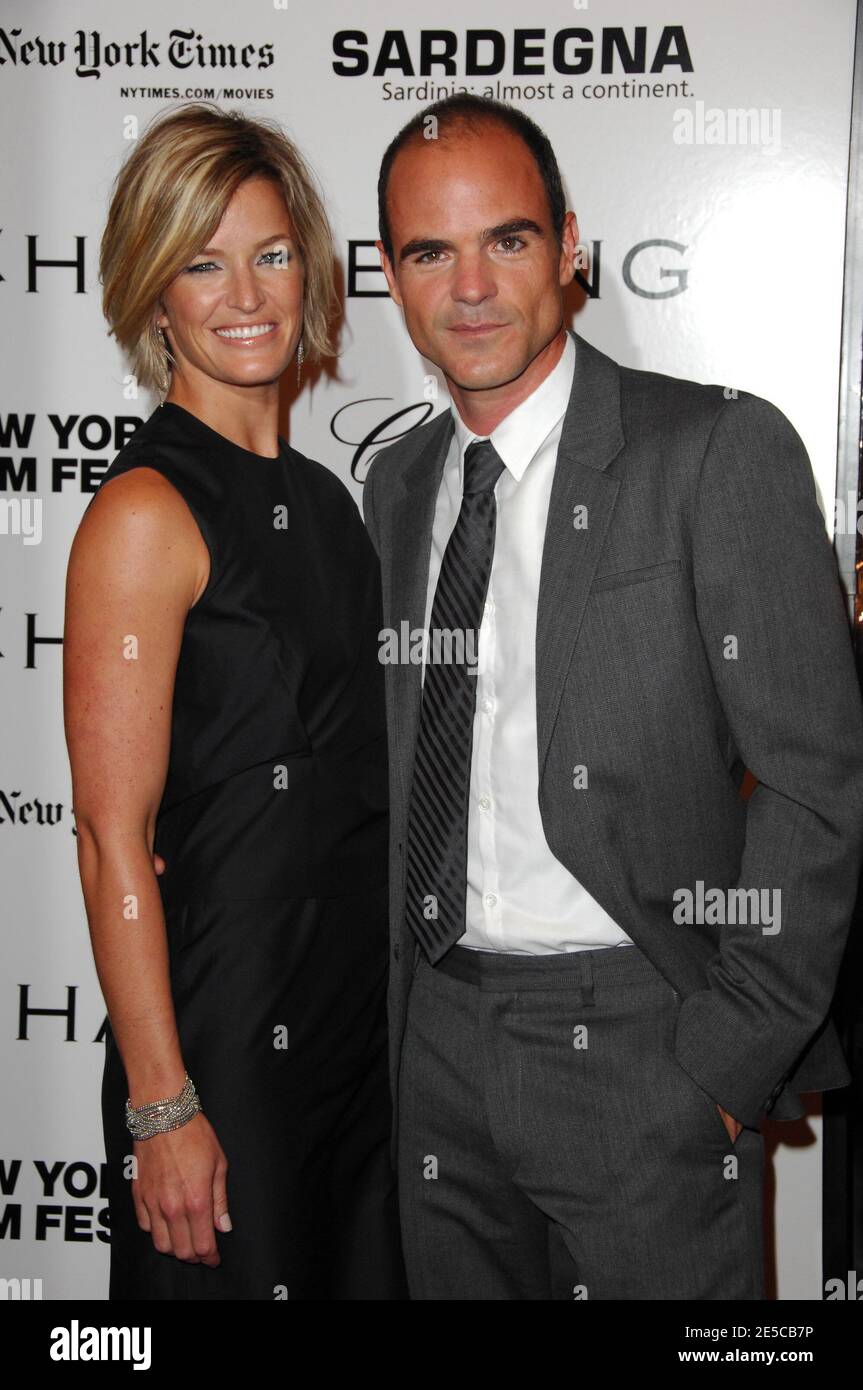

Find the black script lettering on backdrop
[[331, 399, 436, 483]]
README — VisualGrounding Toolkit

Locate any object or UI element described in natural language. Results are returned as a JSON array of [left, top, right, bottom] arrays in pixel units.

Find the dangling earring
[[153, 323, 170, 400], [296, 335, 304, 388]]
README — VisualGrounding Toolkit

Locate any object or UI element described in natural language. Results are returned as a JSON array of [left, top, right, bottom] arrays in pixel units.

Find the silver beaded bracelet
[[125, 1072, 202, 1140]]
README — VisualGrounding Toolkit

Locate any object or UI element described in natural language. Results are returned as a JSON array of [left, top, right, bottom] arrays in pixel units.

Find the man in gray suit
[[363, 93, 863, 1299]]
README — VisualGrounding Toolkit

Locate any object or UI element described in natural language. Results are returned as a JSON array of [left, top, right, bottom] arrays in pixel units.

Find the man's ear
[[376, 239, 403, 307], [558, 211, 581, 288]]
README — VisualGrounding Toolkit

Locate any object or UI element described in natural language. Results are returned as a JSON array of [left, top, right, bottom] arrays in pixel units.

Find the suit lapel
[[388, 409, 454, 810], [535, 332, 626, 778]]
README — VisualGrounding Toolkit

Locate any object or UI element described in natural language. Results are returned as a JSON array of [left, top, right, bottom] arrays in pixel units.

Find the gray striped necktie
[[404, 438, 506, 963]]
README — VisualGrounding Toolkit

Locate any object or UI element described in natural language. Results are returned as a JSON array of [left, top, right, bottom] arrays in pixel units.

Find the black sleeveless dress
[[92, 401, 406, 1300]]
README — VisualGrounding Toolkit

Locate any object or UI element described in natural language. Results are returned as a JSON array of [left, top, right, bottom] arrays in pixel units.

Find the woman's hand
[[132, 1112, 230, 1267]]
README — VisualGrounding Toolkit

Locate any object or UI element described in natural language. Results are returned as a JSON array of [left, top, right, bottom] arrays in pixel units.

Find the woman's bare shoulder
[[69, 465, 209, 605]]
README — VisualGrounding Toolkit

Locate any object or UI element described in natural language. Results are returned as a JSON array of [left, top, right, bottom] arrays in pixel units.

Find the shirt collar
[[450, 330, 576, 484]]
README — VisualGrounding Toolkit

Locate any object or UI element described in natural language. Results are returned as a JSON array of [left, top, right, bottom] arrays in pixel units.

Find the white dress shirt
[[421, 332, 634, 954]]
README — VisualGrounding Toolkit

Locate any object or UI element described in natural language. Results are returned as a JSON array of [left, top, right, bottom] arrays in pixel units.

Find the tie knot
[[463, 438, 505, 496]]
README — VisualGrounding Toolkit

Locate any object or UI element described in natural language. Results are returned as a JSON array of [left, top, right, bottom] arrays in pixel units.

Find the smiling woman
[[151, 173, 305, 443], [99, 102, 336, 413], [63, 102, 407, 1302]]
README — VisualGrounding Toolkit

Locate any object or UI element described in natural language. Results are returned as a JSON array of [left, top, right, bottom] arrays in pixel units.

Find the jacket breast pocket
[[590, 558, 682, 593]]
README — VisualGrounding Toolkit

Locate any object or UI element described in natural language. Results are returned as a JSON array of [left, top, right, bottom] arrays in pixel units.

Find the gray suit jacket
[[363, 329, 863, 1163]]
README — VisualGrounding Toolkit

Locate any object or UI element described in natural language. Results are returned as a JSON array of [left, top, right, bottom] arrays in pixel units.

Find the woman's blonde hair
[[100, 102, 337, 395]]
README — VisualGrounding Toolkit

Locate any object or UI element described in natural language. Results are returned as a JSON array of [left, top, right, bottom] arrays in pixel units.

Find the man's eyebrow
[[398, 217, 545, 263], [484, 217, 545, 241], [398, 237, 453, 263]]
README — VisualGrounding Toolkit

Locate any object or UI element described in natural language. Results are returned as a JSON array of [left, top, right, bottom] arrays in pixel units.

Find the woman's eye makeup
[[260, 248, 292, 266], [184, 248, 292, 273]]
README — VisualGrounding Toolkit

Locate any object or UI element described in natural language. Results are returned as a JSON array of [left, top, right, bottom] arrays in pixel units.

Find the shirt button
[[484, 892, 497, 908], [481, 697, 493, 714], [484, 600, 494, 615], [478, 795, 491, 811]]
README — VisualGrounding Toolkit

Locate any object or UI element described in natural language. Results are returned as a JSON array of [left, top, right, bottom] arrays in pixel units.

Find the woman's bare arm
[[63, 466, 229, 1265]]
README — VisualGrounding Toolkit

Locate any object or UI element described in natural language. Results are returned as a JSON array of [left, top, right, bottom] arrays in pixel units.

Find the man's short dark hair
[[377, 94, 567, 265]]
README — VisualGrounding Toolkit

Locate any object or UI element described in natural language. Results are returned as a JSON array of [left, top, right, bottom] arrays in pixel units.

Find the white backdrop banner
[[0, 0, 857, 1300]]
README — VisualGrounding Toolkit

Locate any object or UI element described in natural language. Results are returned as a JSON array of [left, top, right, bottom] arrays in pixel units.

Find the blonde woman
[[63, 103, 406, 1299]]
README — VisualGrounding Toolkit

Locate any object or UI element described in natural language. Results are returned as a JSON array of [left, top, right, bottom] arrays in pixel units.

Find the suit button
[[393, 942, 400, 962]]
